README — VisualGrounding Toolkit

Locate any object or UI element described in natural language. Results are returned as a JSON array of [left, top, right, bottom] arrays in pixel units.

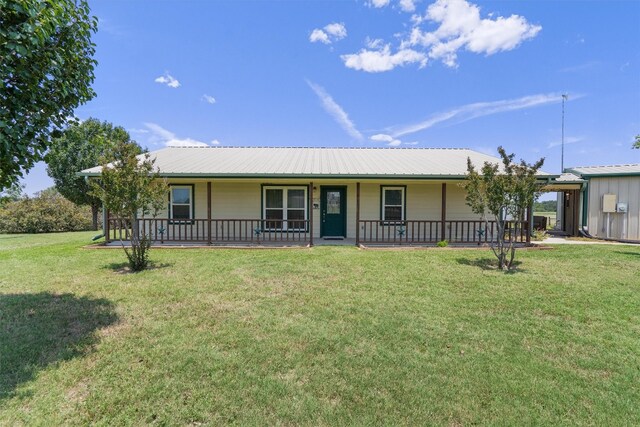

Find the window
[[263, 186, 307, 230], [381, 186, 405, 223], [170, 185, 193, 220]]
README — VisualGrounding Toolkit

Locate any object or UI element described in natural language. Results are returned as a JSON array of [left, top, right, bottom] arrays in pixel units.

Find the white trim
[[382, 186, 405, 222], [262, 186, 308, 231], [170, 185, 193, 220]]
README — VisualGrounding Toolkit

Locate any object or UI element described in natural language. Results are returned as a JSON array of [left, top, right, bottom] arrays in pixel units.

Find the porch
[[104, 180, 532, 247]]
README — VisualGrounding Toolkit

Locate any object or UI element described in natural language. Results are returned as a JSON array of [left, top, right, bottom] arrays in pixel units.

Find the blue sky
[[21, 0, 640, 196]]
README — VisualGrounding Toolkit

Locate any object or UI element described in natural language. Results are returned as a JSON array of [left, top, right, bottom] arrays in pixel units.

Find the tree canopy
[[634, 135, 639, 149], [46, 118, 135, 229], [465, 147, 545, 271], [90, 141, 167, 271], [0, 0, 98, 190]]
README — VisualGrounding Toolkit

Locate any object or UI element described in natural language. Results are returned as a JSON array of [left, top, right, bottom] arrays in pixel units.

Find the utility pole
[[561, 94, 568, 172]]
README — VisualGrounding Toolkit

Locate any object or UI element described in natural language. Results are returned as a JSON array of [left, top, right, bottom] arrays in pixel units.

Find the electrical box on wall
[[602, 194, 617, 213], [617, 202, 628, 213]]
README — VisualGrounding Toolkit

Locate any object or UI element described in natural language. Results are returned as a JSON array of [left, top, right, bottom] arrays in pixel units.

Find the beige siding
[[141, 179, 483, 239], [587, 176, 640, 240]]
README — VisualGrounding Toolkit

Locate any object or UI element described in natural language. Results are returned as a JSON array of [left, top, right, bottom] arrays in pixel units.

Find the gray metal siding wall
[[587, 176, 640, 240]]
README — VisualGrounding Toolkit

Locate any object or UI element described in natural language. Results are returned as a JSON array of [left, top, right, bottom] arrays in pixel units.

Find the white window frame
[[262, 186, 308, 231], [381, 186, 405, 223], [169, 185, 193, 220]]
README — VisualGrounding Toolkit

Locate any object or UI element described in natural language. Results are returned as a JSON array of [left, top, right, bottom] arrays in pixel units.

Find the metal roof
[[554, 172, 585, 183], [566, 163, 640, 177], [80, 146, 554, 179]]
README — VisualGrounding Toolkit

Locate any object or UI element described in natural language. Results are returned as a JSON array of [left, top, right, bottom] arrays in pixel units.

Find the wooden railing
[[358, 220, 442, 244], [106, 218, 311, 245], [358, 220, 529, 245]]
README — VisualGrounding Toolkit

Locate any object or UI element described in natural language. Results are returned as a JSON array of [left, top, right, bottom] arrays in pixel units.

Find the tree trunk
[[91, 204, 99, 231]]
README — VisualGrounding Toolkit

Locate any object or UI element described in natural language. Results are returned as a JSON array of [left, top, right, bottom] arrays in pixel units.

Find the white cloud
[[310, 29, 330, 44], [341, 44, 427, 73], [547, 136, 584, 149], [306, 80, 363, 141], [210, 139, 221, 145], [154, 73, 181, 88], [399, 0, 416, 12], [404, 0, 541, 68], [144, 122, 211, 147], [344, 0, 540, 72], [369, 0, 391, 7], [370, 133, 415, 147], [391, 93, 580, 137], [202, 94, 216, 104], [325, 23, 347, 39], [309, 22, 347, 44]]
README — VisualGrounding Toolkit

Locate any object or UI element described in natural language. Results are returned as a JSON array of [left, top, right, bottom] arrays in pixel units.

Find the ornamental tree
[[46, 118, 133, 230], [90, 140, 167, 272], [0, 0, 97, 190], [464, 147, 545, 271]]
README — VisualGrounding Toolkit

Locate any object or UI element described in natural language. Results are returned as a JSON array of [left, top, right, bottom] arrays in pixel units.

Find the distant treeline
[[533, 200, 557, 212]]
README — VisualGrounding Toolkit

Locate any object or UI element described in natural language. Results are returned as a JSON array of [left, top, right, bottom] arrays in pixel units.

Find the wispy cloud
[[144, 122, 212, 147], [306, 80, 363, 141], [202, 94, 216, 104], [547, 136, 584, 149], [390, 93, 582, 137], [154, 73, 181, 88], [558, 61, 599, 73], [309, 22, 347, 44]]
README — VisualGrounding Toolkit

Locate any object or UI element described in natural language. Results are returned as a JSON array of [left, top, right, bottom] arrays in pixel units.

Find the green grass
[[1, 232, 639, 425]]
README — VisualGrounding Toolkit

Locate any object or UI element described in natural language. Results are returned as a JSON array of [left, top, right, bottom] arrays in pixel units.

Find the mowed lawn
[[1, 233, 639, 425]]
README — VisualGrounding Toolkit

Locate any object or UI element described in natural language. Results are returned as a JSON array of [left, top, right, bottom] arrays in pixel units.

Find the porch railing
[[358, 220, 529, 245], [106, 218, 311, 245]]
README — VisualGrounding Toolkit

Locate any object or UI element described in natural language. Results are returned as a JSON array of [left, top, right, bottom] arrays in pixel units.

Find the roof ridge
[[570, 163, 640, 168], [164, 146, 473, 150]]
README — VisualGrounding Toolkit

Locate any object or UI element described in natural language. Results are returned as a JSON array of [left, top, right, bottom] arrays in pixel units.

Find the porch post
[[526, 200, 533, 244], [207, 181, 212, 244], [309, 182, 314, 246], [103, 206, 110, 243], [441, 183, 447, 242], [356, 182, 361, 246]]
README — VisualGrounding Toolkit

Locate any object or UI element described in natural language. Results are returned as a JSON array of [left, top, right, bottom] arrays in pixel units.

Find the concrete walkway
[[541, 236, 639, 245]]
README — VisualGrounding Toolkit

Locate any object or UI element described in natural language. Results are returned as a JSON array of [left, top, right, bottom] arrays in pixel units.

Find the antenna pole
[[561, 94, 568, 172]]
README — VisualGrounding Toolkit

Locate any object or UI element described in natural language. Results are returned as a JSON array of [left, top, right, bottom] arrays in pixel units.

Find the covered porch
[[104, 179, 532, 247]]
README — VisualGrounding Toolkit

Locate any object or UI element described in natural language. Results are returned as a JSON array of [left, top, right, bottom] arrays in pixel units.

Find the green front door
[[320, 186, 347, 238]]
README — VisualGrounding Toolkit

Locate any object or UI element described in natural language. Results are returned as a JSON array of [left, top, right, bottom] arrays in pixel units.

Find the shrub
[[436, 240, 448, 247], [0, 187, 96, 233]]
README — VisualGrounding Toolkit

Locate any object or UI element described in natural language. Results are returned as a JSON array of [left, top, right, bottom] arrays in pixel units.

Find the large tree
[[46, 118, 133, 230], [0, 0, 98, 190], [464, 147, 545, 271], [90, 141, 167, 272]]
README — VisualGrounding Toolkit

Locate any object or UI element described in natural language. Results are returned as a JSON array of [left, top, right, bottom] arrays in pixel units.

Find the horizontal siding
[[140, 179, 486, 239]]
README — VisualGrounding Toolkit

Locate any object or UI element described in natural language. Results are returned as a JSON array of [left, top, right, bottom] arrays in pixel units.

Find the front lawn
[[1, 232, 639, 425]]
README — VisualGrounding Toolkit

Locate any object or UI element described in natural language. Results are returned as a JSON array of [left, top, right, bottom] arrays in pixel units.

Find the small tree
[[464, 147, 545, 271], [90, 140, 167, 272], [46, 118, 133, 230], [633, 135, 639, 149]]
